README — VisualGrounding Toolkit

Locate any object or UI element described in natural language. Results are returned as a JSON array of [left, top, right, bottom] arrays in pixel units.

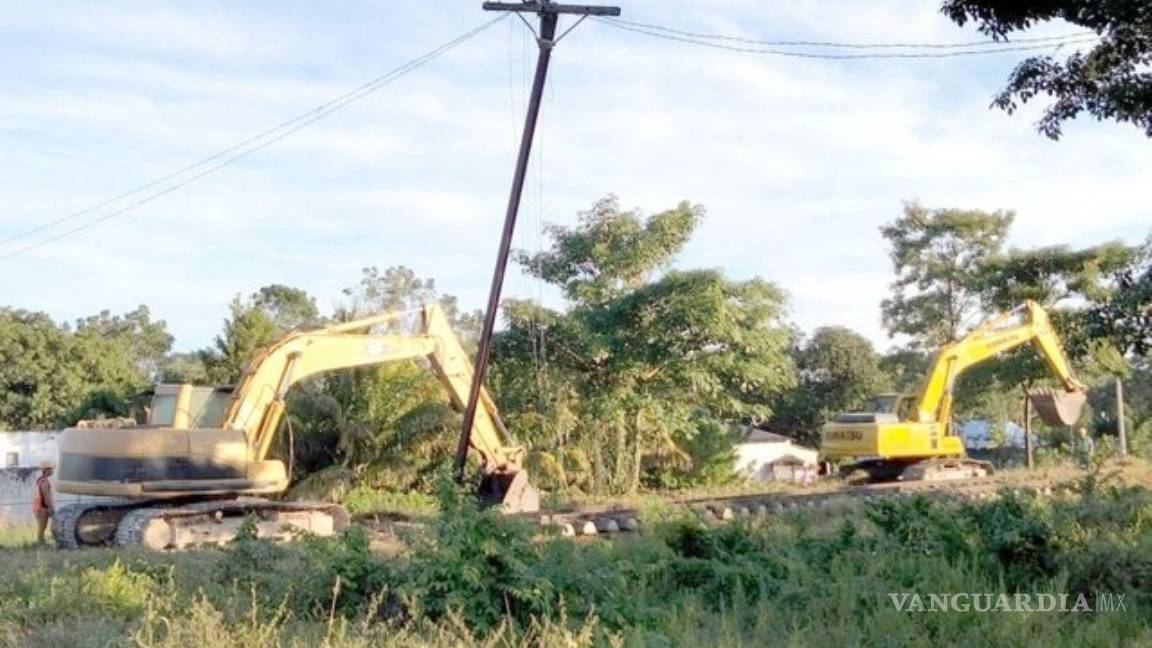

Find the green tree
[[771, 327, 890, 444], [517, 195, 702, 305], [1089, 236, 1152, 356], [340, 265, 482, 345], [980, 242, 1136, 312], [493, 196, 795, 493], [200, 285, 323, 384], [251, 284, 320, 332], [0, 308, 165, 429], [942, 0, 1152, 139], [880, 202, 1014, 348], [74, 305, 173, 380], [200, 296, 280, 384]]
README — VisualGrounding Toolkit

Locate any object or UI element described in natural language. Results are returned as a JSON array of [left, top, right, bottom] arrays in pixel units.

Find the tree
[[318, 267, 484, 486], [979, 242, 1136, 312], [340, 265, 482, 344], [771, 327, 890, 444], [74, 305, 173, 380], [251, 284, 320, 332], [200, 296, 280, 384], [199, 285, 325, 385], [941, 0, 1152, 139], [1090, 236, 1152, 356], [881, 202, 1014, 348], [0, 308, 166, 429], [492, 197, 795, 493], [517, 195, 702, 305]]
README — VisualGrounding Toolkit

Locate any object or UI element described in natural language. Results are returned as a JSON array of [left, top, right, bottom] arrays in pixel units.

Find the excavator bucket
[[478, 470, 541, 514], [1028, 387, 1087, 427]]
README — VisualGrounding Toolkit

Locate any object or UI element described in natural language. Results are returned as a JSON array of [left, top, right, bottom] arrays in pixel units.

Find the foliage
[[516, 195, 702, 305], [1090, 236, 1152, 356], [7, 480, 1152, 646], [771, 326, 890, 443], [404, 478, 555, 631], [0, 306, 170, 428], [880, 202, 1014, 348], [199, 296, 282, 385], [73, 305, 174, 380], [493, 196, 795, 494], [941, 0, 1152, 139]]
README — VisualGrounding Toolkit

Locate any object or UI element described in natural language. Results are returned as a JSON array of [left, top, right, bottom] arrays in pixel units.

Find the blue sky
[[1, 1, 1148, 352]]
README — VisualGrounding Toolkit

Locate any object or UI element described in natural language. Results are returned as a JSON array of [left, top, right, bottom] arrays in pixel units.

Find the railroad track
[[520, 475, 1067, 537]]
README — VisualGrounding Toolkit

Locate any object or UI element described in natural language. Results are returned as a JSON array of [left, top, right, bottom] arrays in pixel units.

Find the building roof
[[740, 428, 793, 444]]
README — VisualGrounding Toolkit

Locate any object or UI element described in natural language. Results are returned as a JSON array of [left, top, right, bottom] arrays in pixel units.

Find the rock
[[596, 518, 620, 533]]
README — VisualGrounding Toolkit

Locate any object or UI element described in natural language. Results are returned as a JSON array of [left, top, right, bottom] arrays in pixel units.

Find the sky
[[1, 1, 1148, 353]]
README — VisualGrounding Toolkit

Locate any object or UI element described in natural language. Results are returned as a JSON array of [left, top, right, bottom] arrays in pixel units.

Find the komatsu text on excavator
[[821, 301, 1087, 482], [53, 304, 539, 549]]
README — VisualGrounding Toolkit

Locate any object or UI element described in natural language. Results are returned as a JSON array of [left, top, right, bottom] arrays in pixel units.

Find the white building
[[0, 431, 94, 526], [734, 429, 819, 483]]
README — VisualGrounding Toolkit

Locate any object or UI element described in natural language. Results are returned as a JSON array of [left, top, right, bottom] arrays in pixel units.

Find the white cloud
[[0, 1, 1147, 354]]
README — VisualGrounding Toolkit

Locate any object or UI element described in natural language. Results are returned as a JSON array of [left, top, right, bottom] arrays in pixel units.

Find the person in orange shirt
[[32, 460, 55, 544]]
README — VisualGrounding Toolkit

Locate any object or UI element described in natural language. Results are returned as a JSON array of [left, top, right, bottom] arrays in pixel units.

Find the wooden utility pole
[[456, 1, 621, 482], [1023, 391, 1034, 469], [1116, 377, 1128, 457]]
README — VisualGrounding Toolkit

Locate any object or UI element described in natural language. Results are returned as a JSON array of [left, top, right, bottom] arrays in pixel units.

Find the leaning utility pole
[[455, 1, 621, 483]]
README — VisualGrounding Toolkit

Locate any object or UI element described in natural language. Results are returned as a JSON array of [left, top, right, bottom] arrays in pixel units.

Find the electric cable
[[594, 17, 1099, 60], [0, 14, 509, 260]]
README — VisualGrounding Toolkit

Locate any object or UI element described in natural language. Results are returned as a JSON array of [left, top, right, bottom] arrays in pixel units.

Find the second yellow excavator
[[53, 304, 538, 549], [821, 301, 1087, 482]]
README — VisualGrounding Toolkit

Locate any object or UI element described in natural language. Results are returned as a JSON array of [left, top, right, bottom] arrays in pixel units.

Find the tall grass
[[2, 472, 1151, 647]]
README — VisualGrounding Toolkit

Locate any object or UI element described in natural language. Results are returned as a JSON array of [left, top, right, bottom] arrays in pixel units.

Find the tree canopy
[[492, 196, 794, 493], [941, 0, 1152, 139], [0, 306, 171, 428], [880, 202, 1014, 348]]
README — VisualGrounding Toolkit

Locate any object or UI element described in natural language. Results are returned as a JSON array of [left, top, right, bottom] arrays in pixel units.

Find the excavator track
[[54, 498, 349, 550], [53, 499, 140, 549], [112, 498, 350, 550]]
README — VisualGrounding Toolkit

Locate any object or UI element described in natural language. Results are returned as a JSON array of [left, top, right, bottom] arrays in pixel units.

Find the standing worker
[[1076, 427, 1096, 468], [32, 460, 55, 544]]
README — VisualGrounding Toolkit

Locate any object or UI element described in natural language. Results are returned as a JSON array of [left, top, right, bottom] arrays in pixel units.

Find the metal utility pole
[[455, 1, 621, 482]]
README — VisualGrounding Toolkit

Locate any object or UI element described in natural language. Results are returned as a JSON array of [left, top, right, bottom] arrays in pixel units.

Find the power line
[[0, 14, 508, 260], [603, 16, 1096, 50], [594, 18, 1099, 60]]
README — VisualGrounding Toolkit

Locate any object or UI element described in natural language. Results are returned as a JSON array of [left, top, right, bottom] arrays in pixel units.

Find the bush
[[402, 478, 555, 631]]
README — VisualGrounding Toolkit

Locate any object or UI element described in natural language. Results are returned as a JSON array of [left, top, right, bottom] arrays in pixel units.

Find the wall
[[0, 431, 103, 526], [734, 440, 819, 483]]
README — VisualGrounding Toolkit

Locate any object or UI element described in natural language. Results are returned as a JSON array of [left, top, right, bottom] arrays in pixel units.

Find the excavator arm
[[224, 305, 526, 478], [913, 300, 1086, 428]]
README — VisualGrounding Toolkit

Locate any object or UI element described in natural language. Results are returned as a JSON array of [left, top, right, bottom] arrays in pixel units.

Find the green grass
[[2, 469, 1150, 647], [0, 524, 37, 549]]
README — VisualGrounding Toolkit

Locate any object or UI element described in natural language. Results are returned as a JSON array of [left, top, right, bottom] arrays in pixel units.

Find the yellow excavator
[[53, 304, 539, 549], [821, 301, 1087, 482]]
